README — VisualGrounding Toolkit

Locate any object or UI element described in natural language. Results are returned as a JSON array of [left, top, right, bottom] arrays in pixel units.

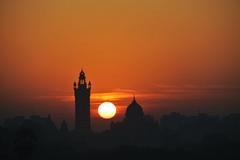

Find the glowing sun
[[98, 102, 116, 119]]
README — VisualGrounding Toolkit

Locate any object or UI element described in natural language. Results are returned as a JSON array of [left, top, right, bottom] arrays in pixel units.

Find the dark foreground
[[1, 112, 240, 160]]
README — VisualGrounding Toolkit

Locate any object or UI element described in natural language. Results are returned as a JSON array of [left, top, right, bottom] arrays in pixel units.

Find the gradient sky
[[0, 0, 240, 131]]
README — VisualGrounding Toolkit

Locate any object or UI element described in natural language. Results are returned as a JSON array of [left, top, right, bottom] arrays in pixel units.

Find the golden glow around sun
[[98, 102, 117, 119]]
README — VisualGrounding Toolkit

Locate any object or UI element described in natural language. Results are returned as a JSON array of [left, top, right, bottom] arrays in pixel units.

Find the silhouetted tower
[[74, 70, 91, 133]]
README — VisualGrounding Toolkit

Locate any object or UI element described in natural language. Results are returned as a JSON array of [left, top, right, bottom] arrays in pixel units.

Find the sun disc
[[98, 102, 116, 119]]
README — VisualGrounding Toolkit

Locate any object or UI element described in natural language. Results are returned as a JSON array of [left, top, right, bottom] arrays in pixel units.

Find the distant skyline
[[0, 0, 240, 131]]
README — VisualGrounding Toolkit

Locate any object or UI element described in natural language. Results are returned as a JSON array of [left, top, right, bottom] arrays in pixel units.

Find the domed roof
[[125, 97, 144, 121]]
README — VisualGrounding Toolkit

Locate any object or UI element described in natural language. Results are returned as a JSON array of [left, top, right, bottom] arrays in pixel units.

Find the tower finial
[[74, 81, 77, 89], [79, 69, 86, 86], [80, 69, 84, 75], [88, 81, 91, 88]]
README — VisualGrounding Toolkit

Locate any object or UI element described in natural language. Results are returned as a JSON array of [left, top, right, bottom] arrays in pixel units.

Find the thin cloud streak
[[35, 84, 240, 104]]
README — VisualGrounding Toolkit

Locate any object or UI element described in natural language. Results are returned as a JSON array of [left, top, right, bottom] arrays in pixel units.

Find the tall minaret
[[74, 70, 91, 133]]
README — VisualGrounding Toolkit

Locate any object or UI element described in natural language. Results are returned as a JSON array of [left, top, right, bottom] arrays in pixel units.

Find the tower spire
[[79, 69, 86, 86]]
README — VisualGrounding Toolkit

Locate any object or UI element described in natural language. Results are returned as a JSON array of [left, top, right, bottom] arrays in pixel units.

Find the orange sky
[[0, 0, 240, 131]]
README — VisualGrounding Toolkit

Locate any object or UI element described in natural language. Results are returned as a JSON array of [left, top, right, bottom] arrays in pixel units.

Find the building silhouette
[[125, 96, 144, 122], [110, 97, 159, 146], [3, 114, 57, 134], [74, 70, 91, 133]]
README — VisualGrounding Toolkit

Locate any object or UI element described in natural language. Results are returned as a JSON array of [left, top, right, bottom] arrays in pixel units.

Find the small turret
[[73, 81, 77, 90], [60, 120, 69, 133], [88, 81, 91, 89]]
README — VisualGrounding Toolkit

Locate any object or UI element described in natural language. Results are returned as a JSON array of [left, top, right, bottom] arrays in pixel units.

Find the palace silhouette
[[1, 70, 240, 159], [73, 70, 152, 134]]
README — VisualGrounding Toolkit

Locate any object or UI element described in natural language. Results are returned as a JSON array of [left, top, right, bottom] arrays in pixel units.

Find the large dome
[[125, 97, 144, 121]]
